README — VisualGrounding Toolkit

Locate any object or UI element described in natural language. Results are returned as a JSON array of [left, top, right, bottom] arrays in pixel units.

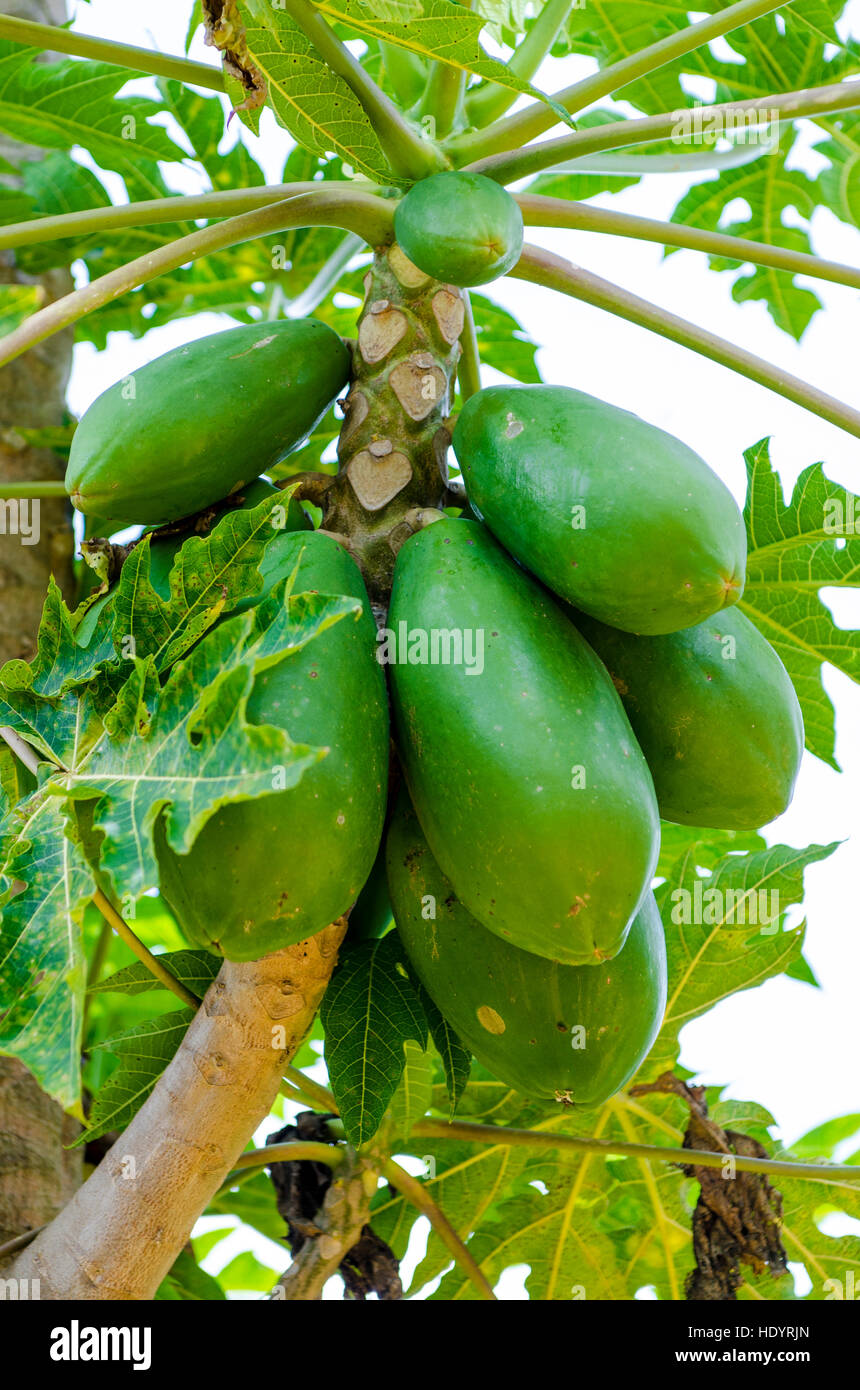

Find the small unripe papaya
[[67, 318, 349, 528], [154, 532, 389, 960], [394, 172, 523, 287]]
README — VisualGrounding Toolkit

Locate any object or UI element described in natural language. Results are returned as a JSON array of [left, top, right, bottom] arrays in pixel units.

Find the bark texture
[[0, 0, 80, 1261], [9, 920, 347, 1298], [323, 243, 464, 599]]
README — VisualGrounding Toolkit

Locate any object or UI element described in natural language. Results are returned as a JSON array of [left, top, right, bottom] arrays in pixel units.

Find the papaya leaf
[[55, 626, 327, 903], [111, 494, 356, 673], [812, 112, 860, 230], [789, 1113, 860, 1163], [315, 0, 574, 130], [0, 282, 41, 334], [10, 152, 113, 275], [468, 294, 542, 386], [90, 949, 221, 999], [206, 1168, 286, 1245], [414, 981, 471, 1110], [415, 1084, 859, 1302], [645, 841, 838, 1076], [155, 1248, 226, 1301], [215, 1251, 282, 1293], [389, 1038, 434, 1141], [0, 40, 187, 172], [321, 935, 428, 1146], [1, 577, 115, 700], [668, 135, 820, 341], [0, 789, 92, 1113], [81, 1007, 196, 1143], [241, 11, 394, 183], [739, 440, 860, 771], [0, 740, 36, 816], [655, 821, 767, 881]]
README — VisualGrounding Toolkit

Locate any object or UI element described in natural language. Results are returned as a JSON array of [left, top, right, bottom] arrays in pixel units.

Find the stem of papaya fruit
[[516, 195, 860, 293], [0, 13, 226, 90], [511, 243, 860, 440], [412, 1118, 860, 1183], [0, 189, 395, 369]]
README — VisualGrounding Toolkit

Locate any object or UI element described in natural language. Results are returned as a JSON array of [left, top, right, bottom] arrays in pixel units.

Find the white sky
[[64, 0, 860, 1293]]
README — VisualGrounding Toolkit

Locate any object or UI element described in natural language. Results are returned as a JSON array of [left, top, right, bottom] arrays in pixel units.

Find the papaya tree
[[0, 0, 859, 1305]]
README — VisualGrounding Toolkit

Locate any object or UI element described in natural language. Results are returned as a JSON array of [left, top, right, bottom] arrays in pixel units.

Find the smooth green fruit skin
[[67, 319, 350, 527], [387, 793, 667, 1104], [155, 533, 389, 961], [388, 519, 660, 964], [574, 606, 804, 829], [453, 385, 747, 636], [394, 172, 524, 288], [348, 840, 395, 942]]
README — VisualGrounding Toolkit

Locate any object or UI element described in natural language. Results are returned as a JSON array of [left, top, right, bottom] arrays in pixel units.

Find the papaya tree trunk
[[323, 244, 464, 599], [0, 0, 80, 1261], [8, 921, 347, 1299]]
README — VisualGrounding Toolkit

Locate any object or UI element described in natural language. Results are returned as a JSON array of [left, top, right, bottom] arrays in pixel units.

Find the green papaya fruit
[[393, 172, 524, 288], [67, 319, 350, 528], [348, 840, 395, 942], [453, 384, 747, 635], [573, 607, 804, 829], [387, 793, 667, 1105], [387, 518, 660, 965], [155, 532, 389, 961]]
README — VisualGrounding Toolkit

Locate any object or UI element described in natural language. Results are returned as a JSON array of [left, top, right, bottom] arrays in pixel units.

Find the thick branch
[[413, 1118, 860, 1184], [8, 921, 347, 1299], [382, 1157, 496, 1300], [0, 12, 225, 90], [516, 194, 860, 292], [0, 183, 327, 253], [451, 0, 793, 161], [0, 189, 394, 368], [465, 79, 860, 184], [511, 243, 860, 440]]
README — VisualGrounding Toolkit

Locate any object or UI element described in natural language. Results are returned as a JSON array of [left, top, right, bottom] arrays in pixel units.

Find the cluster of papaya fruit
[[68, 180, 803, 1107]]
